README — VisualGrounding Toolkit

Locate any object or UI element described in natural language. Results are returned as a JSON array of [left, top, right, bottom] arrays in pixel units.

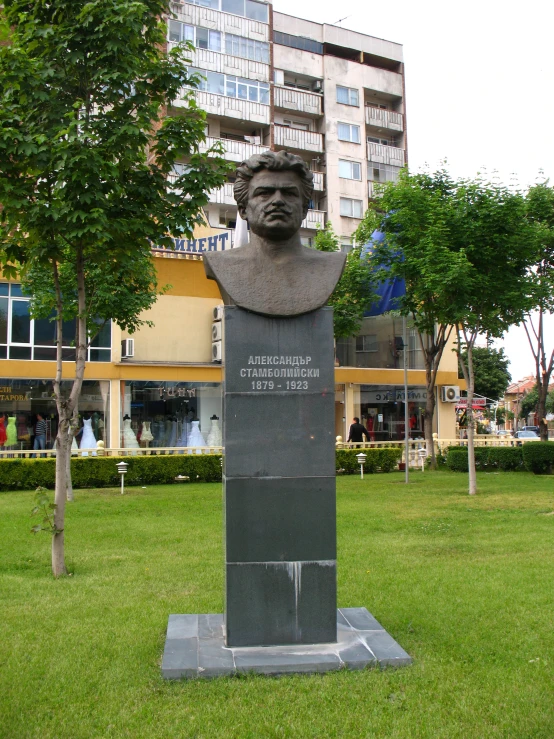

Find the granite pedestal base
[[161, 608, 412, 679]]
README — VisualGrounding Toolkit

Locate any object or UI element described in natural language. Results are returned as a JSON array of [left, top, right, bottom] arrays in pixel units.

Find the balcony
[[274, 86, 323, 117], [301, 209, 325, 230], [208, 182, 236, 206], [365, 106, 403, 132], [176, 89, 270, 125], [183, 46, 269, 83], [171, 2, 269, 42], [367, 142, 405, 167], [312, 172, 324, 191], [274, 124, 324, 153], [200, 136, 269, 162]]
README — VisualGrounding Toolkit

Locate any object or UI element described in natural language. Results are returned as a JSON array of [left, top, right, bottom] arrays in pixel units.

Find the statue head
[[234, 151, 314, 241]]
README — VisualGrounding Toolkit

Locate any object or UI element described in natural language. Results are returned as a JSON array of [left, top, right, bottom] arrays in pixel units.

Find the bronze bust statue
[[203, 151, 346, 317]]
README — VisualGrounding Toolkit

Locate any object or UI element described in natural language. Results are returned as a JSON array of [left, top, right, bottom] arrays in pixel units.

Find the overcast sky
[[274, 0, 554, 383]]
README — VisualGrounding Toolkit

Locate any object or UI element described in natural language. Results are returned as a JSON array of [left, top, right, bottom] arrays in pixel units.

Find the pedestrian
[[347, 417, 370, 445], [33, 413, 47, 455]]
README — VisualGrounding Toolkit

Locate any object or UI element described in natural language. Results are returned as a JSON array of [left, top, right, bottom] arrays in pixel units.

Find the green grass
[[1, 471, 554, 738]]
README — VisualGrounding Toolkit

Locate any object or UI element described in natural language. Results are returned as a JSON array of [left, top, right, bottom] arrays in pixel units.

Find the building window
[[190, 0, 219, 9], [368, 162, 401, 182], [225, 33, 269, 62], [196, 27, 222, 51], [356, 335, 378, 352], [221, 0, 268, 22], [339, 160, 362, 180], [338, 122, 360, 143], [273, 31, 323, 55], [367, 136, 396, 147], [0, 283, 111, 362], [336, 85, 358, 106], [340, 198, 363, 218], [191, 68, 269, 104], [168, 20, 195, 43]]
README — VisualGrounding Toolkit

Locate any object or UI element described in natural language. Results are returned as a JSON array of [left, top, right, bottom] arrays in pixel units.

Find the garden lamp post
[[116, 461, 128, 495], [356, 452, 367, 480]]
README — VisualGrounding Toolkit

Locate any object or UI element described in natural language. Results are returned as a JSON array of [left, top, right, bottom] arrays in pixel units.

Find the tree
[[313, 223, 375, 339], [354, 169, 535, 491], [519, 385, 539, 421], [524, 183, 554, 441], [462, 346, 511, 402], [0, 0, 230, 576], [354, 169, 468, 467]]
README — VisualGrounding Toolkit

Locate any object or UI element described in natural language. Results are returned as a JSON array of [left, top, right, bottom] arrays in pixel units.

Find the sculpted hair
[[234, 151, 314, 211]]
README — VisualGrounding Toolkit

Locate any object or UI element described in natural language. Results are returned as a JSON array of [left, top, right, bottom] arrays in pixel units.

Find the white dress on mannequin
[[141, 421, 153, 443], [206, 418, 222, 447], [123, 418, 140, 449], [187, 421, 205, 455], [80, 418, 97, 456]]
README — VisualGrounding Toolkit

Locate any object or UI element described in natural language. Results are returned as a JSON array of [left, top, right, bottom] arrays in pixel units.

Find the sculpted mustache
[[263, 207, 292, 215]]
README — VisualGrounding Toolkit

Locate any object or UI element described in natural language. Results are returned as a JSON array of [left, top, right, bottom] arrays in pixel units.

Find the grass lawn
[[1, 471, 553, 738]]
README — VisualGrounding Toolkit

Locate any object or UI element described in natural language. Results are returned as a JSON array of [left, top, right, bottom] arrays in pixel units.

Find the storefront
[[0, 379, 110, 450], [352, 384, 428, 441], [122, 381, 222, 448]]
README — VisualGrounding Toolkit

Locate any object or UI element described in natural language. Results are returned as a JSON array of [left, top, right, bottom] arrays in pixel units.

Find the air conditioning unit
[[213, 305, 224, 322], [121, 338, 134, 359], [441, 385, 460, 403], [212, 322, 223, 341], [212, 341, 222, 363]]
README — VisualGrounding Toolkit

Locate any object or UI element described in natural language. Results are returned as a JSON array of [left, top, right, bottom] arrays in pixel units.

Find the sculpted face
[[239, 169, 307, 241]]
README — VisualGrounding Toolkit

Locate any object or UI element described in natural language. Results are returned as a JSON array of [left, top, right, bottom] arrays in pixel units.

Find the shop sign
[[158, 386, 196, 399], [0, 385, 27, 401], [151, 231, 232, 255], [362, 389, 428, 403], [456, 398, 486, 408]]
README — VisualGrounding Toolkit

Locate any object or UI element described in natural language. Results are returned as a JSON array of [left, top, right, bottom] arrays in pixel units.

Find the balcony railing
[[367, 142, 405, 167], [365, 106, 403, 132], [177, 89, 270, 125], [199, 136, 269, 162], [274, 86, 323, 116], [274, 125, 324, 153], [208, 182, 236, 205], [171, 2, 269, 42], [170, 45, 269, 82], [301, 209, 325, 230], [312, 172, 324, 191]]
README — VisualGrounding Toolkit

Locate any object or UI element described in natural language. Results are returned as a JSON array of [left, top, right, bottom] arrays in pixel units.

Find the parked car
[[495, 430, 511, 437], [522, 426, 539, 434], [514, 430, 540, 445]]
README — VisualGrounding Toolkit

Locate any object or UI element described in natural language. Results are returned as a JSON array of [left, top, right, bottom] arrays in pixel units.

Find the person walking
[[347, 417, 370, 445], [33, 413, 47, 455]]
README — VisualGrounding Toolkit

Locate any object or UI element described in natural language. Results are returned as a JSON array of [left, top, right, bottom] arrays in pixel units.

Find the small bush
[[335, 447, 402, 475], [446, 446, 523, 472], [522, 442, 554, 474]]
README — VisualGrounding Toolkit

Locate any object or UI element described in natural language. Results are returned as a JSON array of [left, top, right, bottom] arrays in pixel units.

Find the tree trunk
[[424, 374, 436, 468], [457, 326, 477, 495], [52, 430, 69, 576], [420, 323, 453, 469], [66, 442, 74, 502]]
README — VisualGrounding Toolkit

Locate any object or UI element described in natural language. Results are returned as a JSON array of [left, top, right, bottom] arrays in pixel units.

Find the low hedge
[[522, 442, 554, 474], [0, 447, 404, 491], [446, 446, 524, 473], [0, 453, 223, 491], [336, 447, 402, 474]]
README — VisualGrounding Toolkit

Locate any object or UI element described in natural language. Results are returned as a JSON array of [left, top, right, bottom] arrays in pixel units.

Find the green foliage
[[30, 487, 62, 535], [446, 446, 524, 472], [463, 346, 511, 401], [0, 0, 231, 322], [522, 442, 554, 474], [0, 454, 223, 491], [519, 385, 539, 419], [313, 224, 376, 338], [335, 447, 402, 474]]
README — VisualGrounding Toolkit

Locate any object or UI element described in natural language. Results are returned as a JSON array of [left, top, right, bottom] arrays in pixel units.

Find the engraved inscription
[[238, 355, 320, 392]]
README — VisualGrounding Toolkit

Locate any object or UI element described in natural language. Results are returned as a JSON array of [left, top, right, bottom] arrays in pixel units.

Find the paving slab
[[161, 608, 412, 679]]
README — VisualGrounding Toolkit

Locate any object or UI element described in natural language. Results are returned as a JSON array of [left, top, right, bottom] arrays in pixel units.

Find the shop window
[[352, 384, 428, 442], [0, 378, 109, 450]]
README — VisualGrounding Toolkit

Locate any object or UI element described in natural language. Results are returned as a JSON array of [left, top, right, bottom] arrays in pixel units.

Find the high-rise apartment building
[[167, 0, 406, 246]]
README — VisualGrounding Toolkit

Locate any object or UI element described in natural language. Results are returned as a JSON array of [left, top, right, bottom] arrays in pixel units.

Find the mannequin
[[206, 415, 222, 446], [80, 416, 98, 456], [123, 415, 140, 449]]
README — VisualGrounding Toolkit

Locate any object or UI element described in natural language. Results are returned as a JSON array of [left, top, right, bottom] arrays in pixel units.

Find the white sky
[[273, 0, 554, 383]]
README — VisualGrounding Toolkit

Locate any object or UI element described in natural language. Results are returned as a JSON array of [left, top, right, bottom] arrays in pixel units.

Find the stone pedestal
[[223, 306, 336, 647]]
